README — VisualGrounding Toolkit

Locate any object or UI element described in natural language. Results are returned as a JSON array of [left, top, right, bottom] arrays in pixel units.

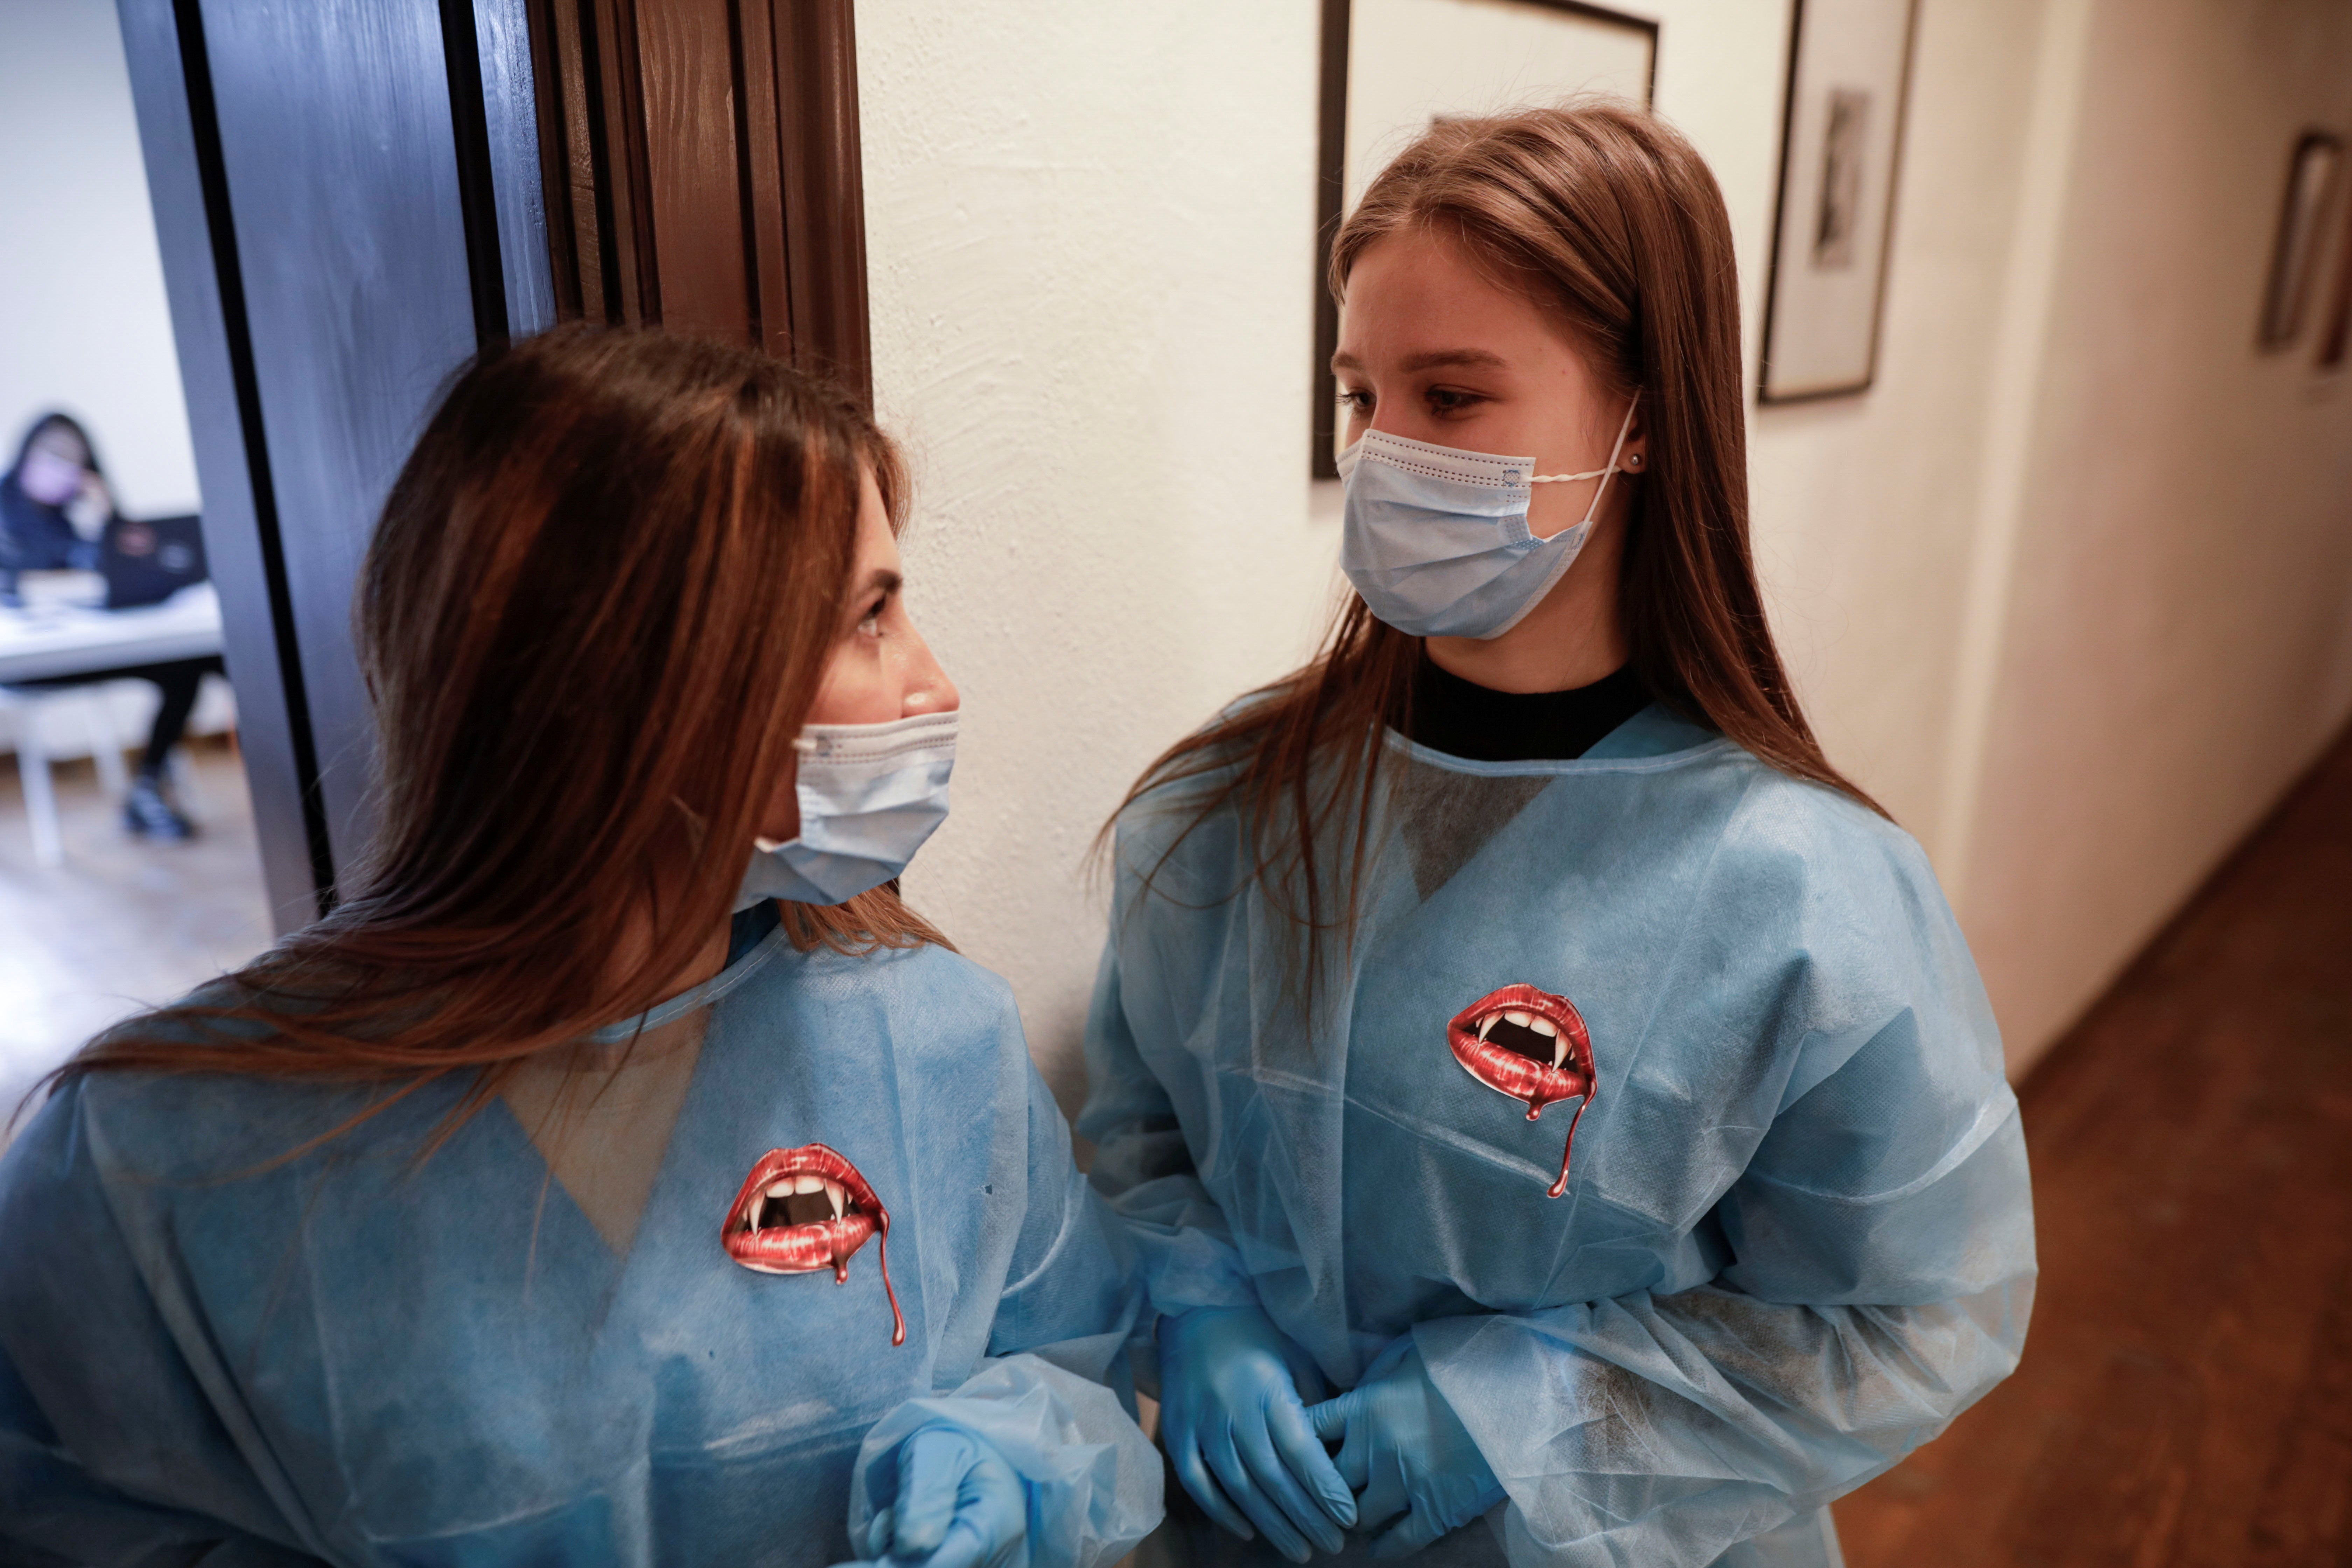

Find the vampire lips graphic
[[1448, 984, 1596, 1198], [723, 1142, 905, 1346]]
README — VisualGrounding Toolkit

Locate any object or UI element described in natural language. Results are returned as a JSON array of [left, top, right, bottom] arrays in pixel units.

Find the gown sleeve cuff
[[845, 1353, 1164, 1568], [1413, 1311, 1796, 1568]]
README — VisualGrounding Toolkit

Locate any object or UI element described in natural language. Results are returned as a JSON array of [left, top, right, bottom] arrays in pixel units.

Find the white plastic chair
[[0, 685, 132, 866]]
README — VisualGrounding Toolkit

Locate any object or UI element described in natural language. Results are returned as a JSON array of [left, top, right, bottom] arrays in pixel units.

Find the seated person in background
[[0, 413, 107, 574], [0, 329, 1159, 1567], [1, 411, 224, 840]]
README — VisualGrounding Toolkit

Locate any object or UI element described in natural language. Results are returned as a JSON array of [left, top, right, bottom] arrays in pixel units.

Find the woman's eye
[[1427, 387, 1484, 415], [1337, 389, 1374, 415], [856, 596, 888, 636]]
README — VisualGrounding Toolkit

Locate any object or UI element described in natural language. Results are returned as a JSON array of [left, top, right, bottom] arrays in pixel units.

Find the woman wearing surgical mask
[[0, 330, 1158, 1567], [1083, 104, 2032, 1566], [1, 412, 110, 574]]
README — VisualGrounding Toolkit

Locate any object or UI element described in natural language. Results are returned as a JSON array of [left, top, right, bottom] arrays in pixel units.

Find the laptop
[[102, 513, 208, 610]]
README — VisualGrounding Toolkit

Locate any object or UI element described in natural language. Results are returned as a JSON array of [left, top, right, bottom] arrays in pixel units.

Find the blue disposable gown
[[1081, 708, 2035, 1567], [0, 926, 1161, 1566]]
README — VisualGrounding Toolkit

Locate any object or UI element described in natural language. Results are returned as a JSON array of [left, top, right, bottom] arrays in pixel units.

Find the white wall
[[0, 0, 200, 519], [861, 0, 2352, 1106], [859, 3, 1342, 1109], [858, 1, 1810, 1110]]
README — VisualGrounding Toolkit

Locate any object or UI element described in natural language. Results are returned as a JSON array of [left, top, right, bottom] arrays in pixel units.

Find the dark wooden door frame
[[524, 0, 873, 397], [120, 0, 868, 928], [118, 0, 329, 929]]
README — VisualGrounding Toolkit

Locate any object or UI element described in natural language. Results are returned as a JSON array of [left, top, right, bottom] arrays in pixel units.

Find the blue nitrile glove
[[858, 1423, 1029, 1568], [1157, 1304, 1357, 1561], [1308, 1336, 1506, 1560]]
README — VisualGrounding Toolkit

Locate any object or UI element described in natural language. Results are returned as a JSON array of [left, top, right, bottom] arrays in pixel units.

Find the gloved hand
[[1307, 1336, 1505, 1559], [1157, 1304, 1357, 1561], [857, 1423, 1028, 1568]]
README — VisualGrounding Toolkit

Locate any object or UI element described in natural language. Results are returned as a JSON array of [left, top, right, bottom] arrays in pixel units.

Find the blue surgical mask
[[1336, 395, 1639, 639], [733, 709, 958, 910]]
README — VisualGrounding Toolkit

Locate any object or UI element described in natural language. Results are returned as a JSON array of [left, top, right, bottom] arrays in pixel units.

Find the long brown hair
[[52, 327, 942, 1126], [1111, 103, 1879, 971]]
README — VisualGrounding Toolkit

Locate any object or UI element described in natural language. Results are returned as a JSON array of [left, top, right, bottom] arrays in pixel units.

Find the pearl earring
[[1626, 453, 1643, 469]]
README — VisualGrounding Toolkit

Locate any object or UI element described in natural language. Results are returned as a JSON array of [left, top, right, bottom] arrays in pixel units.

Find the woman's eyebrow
[[1401, 348, 1507, 372], [1328, 348, 1510, 373], [855, 568, 903, 600]]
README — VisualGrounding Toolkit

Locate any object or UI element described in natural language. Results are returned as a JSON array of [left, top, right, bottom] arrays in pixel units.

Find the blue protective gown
[[0, 924, 1160, 1566], [1080, 707, 2035, 1568]]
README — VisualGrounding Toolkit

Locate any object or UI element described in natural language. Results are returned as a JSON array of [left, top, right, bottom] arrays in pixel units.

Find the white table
[[0, 574, 225, 684], [0, 573, 227, 863]]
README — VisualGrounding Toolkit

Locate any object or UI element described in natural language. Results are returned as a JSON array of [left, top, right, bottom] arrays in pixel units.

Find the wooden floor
[[0, 737, 275, 1119], [1835, 727, 2352, 1568]]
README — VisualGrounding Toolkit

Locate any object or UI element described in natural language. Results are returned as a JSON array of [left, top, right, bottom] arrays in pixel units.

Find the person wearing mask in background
[[1, 411, 224, 839], [0, 329, 1160, 1567], [1082, 104, 2033, 1567]]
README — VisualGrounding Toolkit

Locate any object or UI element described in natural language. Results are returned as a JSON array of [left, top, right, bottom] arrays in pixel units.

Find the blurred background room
[[4, 0, 2349, 1561], [0, 0, 265, 1120]]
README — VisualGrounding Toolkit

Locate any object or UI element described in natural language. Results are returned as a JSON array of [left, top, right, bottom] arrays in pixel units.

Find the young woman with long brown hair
[[1082, 104, 2033, 1566], [0, 329, 1158, 1567]]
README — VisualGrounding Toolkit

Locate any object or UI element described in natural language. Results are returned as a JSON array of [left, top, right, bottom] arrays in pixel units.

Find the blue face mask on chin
[[1336, 394, 1639, 640], [733, 709, 958, 910]]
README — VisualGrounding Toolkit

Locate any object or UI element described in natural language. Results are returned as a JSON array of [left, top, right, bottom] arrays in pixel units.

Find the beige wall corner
[[1952, 0, 2352, 1076], [1928, 0, 2094, 889]]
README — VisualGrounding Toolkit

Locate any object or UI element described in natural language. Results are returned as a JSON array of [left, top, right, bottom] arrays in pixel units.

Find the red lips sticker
[[722, 1142, 905, 1345], [1448, 984, 1596, 1198]]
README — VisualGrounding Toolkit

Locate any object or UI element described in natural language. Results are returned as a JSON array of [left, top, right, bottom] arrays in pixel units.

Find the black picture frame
[[1757, 0, 1921, 406], [1311, 0, 1660, 479]]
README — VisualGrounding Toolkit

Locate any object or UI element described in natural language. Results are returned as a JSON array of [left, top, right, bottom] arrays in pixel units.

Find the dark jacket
[[0, 471, 98, 573]]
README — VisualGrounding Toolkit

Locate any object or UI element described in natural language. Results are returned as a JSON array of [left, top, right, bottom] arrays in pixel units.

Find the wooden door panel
[[637, 0, 753, 343], [525, 0, 870, 395]]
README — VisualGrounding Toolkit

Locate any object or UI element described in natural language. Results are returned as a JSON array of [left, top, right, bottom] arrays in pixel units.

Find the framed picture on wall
[[1757, 0, 1921, 404], [2259, 130, 2344, 351], [1312, 0, 1659, 478]]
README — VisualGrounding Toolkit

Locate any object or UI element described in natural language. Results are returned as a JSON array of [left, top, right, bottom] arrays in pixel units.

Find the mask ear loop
[[1527, 392, 1642, 541], [748, 734, 824, 853]]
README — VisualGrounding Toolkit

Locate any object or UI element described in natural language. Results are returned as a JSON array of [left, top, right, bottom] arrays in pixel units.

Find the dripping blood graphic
[[721, 1142, 905, 1345], [1447, 983, 1596, 1198]]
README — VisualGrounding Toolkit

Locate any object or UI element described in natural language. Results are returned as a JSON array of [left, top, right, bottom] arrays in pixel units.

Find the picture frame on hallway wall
[[2259, 129, 2344, 353], [1311, 0, 1658, 479], [1757, 0, 1920, 404]]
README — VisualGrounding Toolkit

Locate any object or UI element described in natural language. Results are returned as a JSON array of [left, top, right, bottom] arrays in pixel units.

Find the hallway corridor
[[1836, 726, 2352, 1566]]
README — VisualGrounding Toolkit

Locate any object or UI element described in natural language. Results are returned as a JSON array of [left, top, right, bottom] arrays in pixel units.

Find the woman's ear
[[1619, 407, 1648, 473]]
